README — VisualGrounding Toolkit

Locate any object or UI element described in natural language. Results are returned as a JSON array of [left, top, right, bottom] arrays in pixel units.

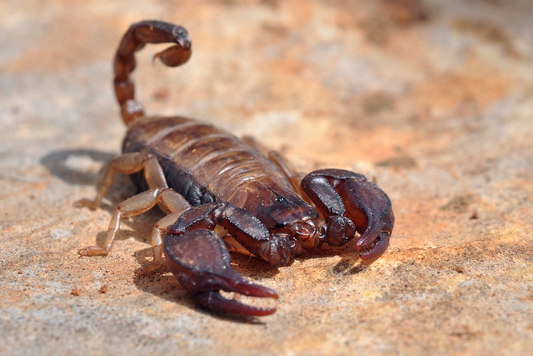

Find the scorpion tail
[[164, 229, 278, 317], [113, 20, 192, 125]]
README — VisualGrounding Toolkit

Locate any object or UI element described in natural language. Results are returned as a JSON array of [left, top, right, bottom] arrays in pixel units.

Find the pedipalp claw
[[338, 180, 395, 261], [195, 291, 277, 317], [164, 229, 278, 316]]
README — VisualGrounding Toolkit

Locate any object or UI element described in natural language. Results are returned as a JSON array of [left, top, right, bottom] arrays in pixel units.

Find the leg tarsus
[[78, 245, 111, 256], [74, 198, 100, 210], [74, 161, 114, 210], [135, 244, 164, 275], [135, 208, 187, 276]]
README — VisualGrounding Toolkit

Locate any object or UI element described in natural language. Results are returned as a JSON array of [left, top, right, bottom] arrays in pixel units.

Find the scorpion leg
[[78, 188, 188, 258], [164, 203, 284, 316], [301, 169, 394, 261], [77, 151, 191, 271], [75, 151, 167, 210], [134, 209, 184, 276]]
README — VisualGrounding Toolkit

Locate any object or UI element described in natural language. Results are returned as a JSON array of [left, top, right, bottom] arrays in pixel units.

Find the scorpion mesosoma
[[77, 20, 395, 316]]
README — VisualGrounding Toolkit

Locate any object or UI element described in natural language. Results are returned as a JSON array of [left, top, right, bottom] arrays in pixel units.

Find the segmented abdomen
[[122, 116, 291, 206]]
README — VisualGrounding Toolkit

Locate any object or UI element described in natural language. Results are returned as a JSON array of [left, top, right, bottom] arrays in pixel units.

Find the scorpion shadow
[[41, 148, 149, 235], [298, 242, 371, 276], [41, 149, 117, 186], [42, 148, 369, 321], [131, 244, 367, 322]]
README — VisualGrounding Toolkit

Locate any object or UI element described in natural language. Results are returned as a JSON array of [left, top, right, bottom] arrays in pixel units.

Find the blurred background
[[1, 1, 532, 355]]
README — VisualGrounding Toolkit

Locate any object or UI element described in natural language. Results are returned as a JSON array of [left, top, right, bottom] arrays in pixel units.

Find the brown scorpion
[[76, 20, 395, 316]]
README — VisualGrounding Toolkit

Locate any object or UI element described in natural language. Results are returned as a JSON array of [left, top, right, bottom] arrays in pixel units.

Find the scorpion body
[[124, 115, 316, 265], [77, 20, 395, 316]]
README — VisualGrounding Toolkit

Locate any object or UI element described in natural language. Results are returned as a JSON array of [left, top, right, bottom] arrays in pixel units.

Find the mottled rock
[[1, 1, 532, 355]]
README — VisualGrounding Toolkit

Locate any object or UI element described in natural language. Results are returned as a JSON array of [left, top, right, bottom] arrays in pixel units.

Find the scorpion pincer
[[76, 20, 395, 316]]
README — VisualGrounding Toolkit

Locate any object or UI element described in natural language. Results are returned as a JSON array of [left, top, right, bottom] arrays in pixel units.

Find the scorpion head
[[239, 184, 322, 266], [269, 202, 323, 265], [265, 217, 321, 267]]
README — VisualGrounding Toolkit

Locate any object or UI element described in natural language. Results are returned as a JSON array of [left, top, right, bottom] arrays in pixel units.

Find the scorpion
[[76, 20, 395, 316]]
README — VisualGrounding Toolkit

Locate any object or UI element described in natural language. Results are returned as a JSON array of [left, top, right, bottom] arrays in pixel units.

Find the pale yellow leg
[[79, 188, 187, 256], [77, 150, 191, 274], [134, 209, 184, 275], [75, 150, 167, 210]]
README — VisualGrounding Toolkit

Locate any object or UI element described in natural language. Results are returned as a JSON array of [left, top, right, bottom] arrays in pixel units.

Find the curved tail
[[114, 20, 192, 125]]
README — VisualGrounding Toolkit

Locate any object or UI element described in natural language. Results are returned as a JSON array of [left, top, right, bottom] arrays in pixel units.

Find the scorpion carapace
[[76, 20, 395, 317]]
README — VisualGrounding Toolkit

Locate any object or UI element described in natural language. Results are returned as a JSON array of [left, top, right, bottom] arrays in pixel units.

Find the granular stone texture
[[1, 1, 532, 355]]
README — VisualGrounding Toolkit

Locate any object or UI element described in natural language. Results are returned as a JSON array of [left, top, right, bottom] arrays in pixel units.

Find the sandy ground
[[1, 0, 532, 355]]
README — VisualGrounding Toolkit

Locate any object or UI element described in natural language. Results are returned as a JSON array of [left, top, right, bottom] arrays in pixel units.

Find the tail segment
[[113, 20, 192, 125]]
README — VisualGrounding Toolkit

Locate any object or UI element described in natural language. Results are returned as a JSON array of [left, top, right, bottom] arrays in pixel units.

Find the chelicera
[[77, 20, 395, 316]]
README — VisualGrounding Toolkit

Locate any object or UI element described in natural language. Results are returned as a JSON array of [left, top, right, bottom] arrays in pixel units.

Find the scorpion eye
[[275, 195, 287, 203]]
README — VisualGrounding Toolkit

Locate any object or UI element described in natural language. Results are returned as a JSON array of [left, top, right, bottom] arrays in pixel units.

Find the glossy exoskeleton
[[77, 20, 395, 316]]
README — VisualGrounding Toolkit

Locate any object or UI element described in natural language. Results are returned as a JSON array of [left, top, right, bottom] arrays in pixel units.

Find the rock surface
[[1, 1, 532, 355]]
